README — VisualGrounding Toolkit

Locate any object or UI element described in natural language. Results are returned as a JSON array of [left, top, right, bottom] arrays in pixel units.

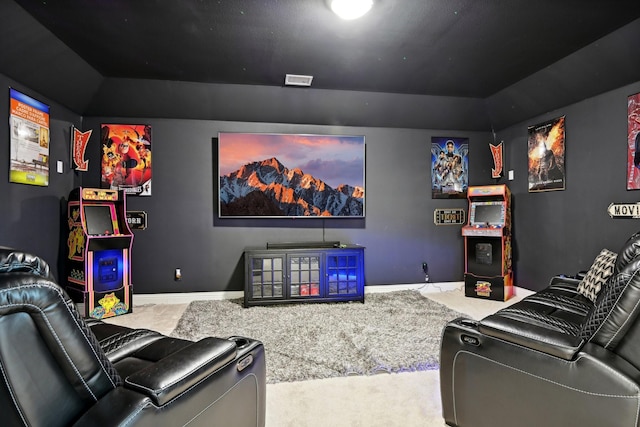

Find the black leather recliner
[[440, 232, 640, 427], [0, 247, 266, 427]]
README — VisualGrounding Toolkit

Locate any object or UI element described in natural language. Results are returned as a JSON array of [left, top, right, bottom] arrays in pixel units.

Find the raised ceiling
[[14, 0, 640, 98], [4, 1, 640, 129]]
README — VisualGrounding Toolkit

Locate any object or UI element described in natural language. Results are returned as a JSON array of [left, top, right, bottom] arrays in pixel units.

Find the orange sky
[[218, 132, 365, 189]]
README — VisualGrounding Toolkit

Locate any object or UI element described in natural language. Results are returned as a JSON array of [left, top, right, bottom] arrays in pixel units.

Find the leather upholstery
[[0, 248, 266, 427], [440, 232, 640, 427]]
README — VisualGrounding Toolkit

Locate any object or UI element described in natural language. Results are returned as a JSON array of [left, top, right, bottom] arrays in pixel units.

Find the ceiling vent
[[285, 74, 313, 87]]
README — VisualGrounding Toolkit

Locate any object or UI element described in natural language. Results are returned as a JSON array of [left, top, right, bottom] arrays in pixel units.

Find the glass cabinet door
[[288, 254, 321, 297], [326, 252, 360, 296], [248, 255, 285, 299]]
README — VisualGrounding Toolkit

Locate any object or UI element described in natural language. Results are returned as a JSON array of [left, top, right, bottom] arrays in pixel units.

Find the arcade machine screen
[[84, 205, 115, 236], [472, 203, 503, 225]]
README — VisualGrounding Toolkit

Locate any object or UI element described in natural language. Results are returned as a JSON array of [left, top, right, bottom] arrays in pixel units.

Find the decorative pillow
[[577, 249, 617, 302]]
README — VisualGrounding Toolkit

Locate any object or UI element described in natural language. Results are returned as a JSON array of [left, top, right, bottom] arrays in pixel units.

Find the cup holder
[[229, 336, 251, 349], [458, 319, 478, 328]]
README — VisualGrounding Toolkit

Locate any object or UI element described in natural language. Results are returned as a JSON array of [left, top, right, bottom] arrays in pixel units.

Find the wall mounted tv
[[218, 132, 365, 218]]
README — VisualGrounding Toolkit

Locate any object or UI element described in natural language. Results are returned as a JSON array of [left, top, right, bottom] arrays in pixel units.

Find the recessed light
[[329, 0, 373, 20]]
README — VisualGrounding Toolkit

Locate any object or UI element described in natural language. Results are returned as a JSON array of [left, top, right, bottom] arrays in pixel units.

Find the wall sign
[[607, 203, 640, 219], [126, 211, 147, 229], [490, 142, 503, 179], [71, 125, 92, 171], [434, 208, 465, 225]]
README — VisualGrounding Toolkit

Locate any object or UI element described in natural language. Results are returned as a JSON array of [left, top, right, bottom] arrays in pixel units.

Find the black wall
[[0, 74, 82, 279], [498, 80, 640, 290], [81, 117, 492, 293]]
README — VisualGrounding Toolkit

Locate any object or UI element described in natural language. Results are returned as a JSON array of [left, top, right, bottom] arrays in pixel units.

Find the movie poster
[[101, 124, 152, 196], [9, 88, 50, 186], [431, 137, 469, 199], [627, 93, 640, 190], [527, 116, 565, 192]]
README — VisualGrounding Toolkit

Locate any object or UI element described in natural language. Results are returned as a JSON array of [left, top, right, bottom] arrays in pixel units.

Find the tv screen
[[473, 203, 503, 225], [84, 205, 115, 235], [218, 132, 365, 218]]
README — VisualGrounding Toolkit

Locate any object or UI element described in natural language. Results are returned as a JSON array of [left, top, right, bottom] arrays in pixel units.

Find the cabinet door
[[247, 255, 285, 300], [326, 251, 362, 296], [288, 253, 322, 298]]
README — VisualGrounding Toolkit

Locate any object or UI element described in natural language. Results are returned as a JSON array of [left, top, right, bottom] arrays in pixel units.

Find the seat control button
[[237, 354, 254, 371], [461, 335, 480, 346]]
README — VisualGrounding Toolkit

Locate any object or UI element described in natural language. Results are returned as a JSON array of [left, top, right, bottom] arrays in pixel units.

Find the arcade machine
[[461, 184, 513, 301], [66, 187, 133, 319]]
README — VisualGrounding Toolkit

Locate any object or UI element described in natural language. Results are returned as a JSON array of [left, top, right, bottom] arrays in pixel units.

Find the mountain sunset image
[[218, 133, 365, 217]]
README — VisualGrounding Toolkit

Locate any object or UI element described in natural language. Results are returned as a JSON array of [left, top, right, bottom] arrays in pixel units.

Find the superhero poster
[[627, 93, 640, 190], [101, 124, 152, 196], [431, 137, 469, 199], [527, 116, 565, 192]]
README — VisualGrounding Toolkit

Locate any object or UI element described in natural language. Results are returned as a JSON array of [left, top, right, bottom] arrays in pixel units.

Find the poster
[[527, 116, 565, 192], [627, 93, 640, 190], [9, 88, 50, 186], [431, 137, 468, 199], [100, 124, 152, 196]]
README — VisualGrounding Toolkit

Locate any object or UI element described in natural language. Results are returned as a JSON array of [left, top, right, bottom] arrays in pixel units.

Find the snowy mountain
[[219, 157, 364, 216]]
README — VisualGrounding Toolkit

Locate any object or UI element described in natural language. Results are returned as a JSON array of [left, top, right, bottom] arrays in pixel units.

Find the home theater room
[[3, 0, 640, 426]]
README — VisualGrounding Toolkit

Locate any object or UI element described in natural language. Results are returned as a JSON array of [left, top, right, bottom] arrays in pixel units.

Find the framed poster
[[100, 124, 152, 196], [218, 132, 365, 218], [431, 137, 468, 199], [9, 88, 50, 186], [627, 92, 640, 190], [527, 116, 565, 192]]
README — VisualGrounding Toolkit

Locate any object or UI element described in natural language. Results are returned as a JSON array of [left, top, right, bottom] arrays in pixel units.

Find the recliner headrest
[[581, 253, 640, 349], [614, 231, 640, 274], [0, 247, 54, 281]]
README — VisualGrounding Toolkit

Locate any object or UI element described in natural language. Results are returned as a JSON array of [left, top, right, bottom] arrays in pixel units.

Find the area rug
[[170, 290, 466, 383]]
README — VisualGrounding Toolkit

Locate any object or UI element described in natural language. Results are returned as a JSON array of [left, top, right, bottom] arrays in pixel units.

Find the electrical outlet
[[175, 268, 181, 281], [422, 262, 430, 283]]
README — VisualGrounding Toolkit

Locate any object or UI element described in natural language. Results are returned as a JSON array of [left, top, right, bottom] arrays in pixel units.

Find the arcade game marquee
[[66, 187, 133, 319], [461, 184, 513, 301]]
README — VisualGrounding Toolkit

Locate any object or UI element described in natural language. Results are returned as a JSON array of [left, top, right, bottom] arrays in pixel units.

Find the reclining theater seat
[[0, 247, 266, 427], [440, 231, 640, 427]]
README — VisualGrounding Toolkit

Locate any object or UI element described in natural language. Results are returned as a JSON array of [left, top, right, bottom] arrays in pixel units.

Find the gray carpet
[[170, 290, 466, 384]]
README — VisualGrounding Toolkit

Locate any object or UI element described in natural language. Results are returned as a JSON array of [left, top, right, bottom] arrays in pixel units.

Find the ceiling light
[[329, 0, 373, 20], [285, 74, 314, 87]]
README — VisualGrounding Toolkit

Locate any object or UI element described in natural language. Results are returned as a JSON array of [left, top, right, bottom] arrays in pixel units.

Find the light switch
[[57, 161, 64, 174], [508, 170, 514, 181]]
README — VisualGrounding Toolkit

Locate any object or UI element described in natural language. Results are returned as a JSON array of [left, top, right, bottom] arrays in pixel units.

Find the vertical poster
[[100, 124, 152, 196], [9, 88, 50, 186], [627, 92, 640, 190], [527, 116, 565, 192], [431, 137, 469, 199]]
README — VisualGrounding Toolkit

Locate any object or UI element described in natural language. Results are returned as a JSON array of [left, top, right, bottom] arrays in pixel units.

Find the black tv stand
[[244, 244, 365, 307]]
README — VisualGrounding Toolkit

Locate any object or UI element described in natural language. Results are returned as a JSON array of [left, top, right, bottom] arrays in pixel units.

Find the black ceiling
[[13, 0, 640, 99]]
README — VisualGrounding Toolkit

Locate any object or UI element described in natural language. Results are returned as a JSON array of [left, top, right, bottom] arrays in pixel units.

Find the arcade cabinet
[[66, 187, 133, 319], [461, 184, 513, 301]]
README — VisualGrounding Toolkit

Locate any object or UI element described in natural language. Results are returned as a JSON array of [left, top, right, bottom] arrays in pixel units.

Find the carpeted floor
[[171, 290, 466, 383]]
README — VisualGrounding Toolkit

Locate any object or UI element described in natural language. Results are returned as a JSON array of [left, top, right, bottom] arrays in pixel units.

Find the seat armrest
[[548, 275, 582, 290], [479, 313, 584, 360], [124, 337, 237, 406]]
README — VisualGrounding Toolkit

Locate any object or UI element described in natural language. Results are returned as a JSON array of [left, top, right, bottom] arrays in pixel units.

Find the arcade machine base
[[67, 284, 132, 319], [464, 273, 513, 301]]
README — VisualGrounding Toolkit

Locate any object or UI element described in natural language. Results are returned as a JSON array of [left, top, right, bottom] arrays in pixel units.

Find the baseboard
[[364, 282, 464, 294], [131, 282, 464, 306], [133, 291, 244, 305]]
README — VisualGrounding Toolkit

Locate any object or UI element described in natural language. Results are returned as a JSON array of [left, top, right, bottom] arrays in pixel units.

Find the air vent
[[284, 74, 313, 86]]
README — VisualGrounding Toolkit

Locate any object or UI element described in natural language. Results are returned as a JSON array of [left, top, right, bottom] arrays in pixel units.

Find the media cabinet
[[243, 243, 365, 307]]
